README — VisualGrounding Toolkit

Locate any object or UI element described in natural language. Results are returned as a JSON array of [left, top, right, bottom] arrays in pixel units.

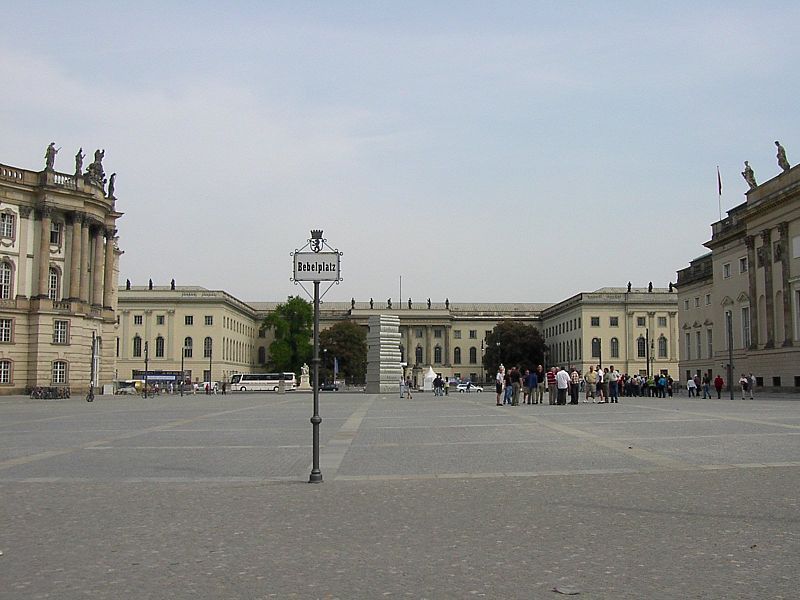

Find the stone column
[[68, 212, 83, 300], [79, 217, 91, 303], [668, 311, 677, 360], [365, 314, 403, 394], [406, 326, 414, 366], [102, 227, 115, 308], [36, 206, 52, 298], [744, 235, 759, 349], [91, 225, 104, 307], [760, 229, 775, 349], [444, 325, 451, 366], [777, 222, 793, 346], [425, 325, 432, 366], [15, 207, 31, 298]]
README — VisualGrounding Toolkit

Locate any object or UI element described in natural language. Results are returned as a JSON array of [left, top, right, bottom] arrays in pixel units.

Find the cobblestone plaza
[[1, 391, 797, 599]]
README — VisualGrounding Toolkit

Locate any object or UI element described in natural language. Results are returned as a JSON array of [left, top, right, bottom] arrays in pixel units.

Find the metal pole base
[[308, 471, 323, 483]]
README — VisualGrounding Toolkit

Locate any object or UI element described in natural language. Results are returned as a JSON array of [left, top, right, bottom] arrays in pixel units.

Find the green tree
[[483, 321, 547, 376], [319, 321, 367, 384], [262, 296, 313, 373]]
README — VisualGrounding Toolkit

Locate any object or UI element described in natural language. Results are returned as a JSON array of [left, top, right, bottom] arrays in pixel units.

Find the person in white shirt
[[555, 367, 571, 405]]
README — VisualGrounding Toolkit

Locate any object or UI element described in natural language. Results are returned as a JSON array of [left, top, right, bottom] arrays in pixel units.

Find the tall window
[[696, 331, 702, 360], [155, 336, 165, 358], [0, 359, 11, 383], [204, 336, 213, 358], [415, 346, 423, 364], [53, 320, 69, 344], [258, 347, 266, 364], [707, 329, 713, 358], [658, 336, 668, 358], [0, 212, 14, 238], [434, 345, 442, 364], [469, 347, 477, 364], [48, 267, 59, 300], [184, 337, 193, 358], [52, 360, 67, 383], [0, 261, 12, 299], [741, 306, 751, 348], [685, 333, 691, 360], [133, 335, 142, 357], [453, 347, 461, 364], [610, 337, 619, 358], [637, 337, 646, 358], [0, 318, 11, 343], [591, 338, 601, 358], [50, 222, 62, 245]]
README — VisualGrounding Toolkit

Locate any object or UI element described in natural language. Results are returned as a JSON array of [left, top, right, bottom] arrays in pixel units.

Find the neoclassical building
[[677, 154, 800, 390], [0, 149, 122, 394]]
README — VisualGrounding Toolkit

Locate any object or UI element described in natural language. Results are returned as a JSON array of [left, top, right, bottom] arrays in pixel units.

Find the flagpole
[[717, 166, 723, 222]]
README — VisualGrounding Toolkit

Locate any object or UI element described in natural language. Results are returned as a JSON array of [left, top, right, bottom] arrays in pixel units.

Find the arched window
[[52, 360, 67, 384], [637, 336, 646, 358], [610, 337, 619, 358], [658, 336, 668, 358], [155, 336, 164, 358], [258, 346, 266, 364], [132, 335, 142, 358], [0, 261, 13, 299], [434, 345, 442, 364], [415, 346, 423, 365], [184, 337, 193, 358], [469, 347, 477, 364], [453, 347, 462, 364], [591, 338, 601, 358], [48, 267, 60, 300], [204, 337, 213, 358]]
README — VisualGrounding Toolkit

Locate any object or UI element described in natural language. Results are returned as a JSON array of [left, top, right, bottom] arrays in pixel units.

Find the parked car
[[457, 383, 483, 393], [319, 382, 339, 391]]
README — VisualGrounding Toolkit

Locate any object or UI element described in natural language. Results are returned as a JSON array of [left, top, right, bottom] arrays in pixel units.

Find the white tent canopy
[[422, 366, 437, 391]]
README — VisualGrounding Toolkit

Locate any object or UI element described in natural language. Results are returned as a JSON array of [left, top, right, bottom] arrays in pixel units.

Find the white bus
[[230, 372, 297, 392]]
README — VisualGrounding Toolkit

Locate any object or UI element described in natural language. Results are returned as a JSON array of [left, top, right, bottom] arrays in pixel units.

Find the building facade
[[677, 158, 799, 390], [0, 152, 122, 395]]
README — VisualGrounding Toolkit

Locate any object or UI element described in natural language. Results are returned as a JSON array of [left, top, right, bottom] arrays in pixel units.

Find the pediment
[[703, 319, 713, 326], [737, 292, 750, 304], [720, 296, 734, 306]]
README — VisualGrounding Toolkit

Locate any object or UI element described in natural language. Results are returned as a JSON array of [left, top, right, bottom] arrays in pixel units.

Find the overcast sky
[[1, 2, 797, 304]]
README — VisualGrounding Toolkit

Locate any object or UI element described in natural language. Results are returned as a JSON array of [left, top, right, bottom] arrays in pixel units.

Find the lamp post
[[208, 342, 213, 394], [592, 337, 602, 369], [322, 348, 328, 386], [143, 341, 149, 398], [86, 330, 96, 402], [726, 310, 734, 400], [180, 346, 187, 397]]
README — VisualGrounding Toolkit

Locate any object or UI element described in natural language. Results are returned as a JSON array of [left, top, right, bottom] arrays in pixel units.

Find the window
[[610, 316, 619, 327], [48, 267, 59, 300], [739, 257, 748, 273], [0, 212, 14, 238], [590, 316, 600, 327], [636, 316, 646, 327], [0, 359, 10, 383], [705, 294, 711, 306], [434, 346, 442, 363], [415, 346, 423, 364], [694, 297, 700, 308], [469, 330, 477, 339], [204, 337, 213, 358], [205, 315, 213, 326], [415, 328, 423, 338], [184, 337, 193, 358], [155, 336, 165, 358], [469, 347, 477, 364], [185, 315, 193, 326], [794, 235, 800, 259], [0, 261, 12, 299], [50, 222, 62, 245], [454, 330, 462, 339], [591, 338, 601, 358], [637, 337, 646, 358], [658, 316, 667, 327], [52, 360, 67, 384], [53, 320, 69, 344], [683, 299, 689, 310], [685, 333, 691, 361], [0, 318, 12, 343], [454, 347, 462, 364], [133, 315, 143, 325], [133, 335, 142, 357], [610, 337, 619, 358], [696, 331, 702, 359], [723, 263, 731, 278], [258, 347, 266, 364], [659, 336, 668, 358], [741, 306, 751, 348], [156, 315, 165, 325], [434, 329, 442, 339], [707, 329, 713, 358]]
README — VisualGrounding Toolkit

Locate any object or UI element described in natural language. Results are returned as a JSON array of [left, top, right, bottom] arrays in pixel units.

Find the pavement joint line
[[315, 396, 376, 480], [0, 400, 294, 472], [627, 403, 800, 430], [460, 396, 694, 471]]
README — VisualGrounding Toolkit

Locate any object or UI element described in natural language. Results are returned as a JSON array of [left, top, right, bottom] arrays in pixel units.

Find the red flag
[[717, 166, 722, 196]]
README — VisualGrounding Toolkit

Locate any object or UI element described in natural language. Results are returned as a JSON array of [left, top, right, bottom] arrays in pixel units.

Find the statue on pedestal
[[427, 298, 431, 309], [387, 298, 392, 309], [107, 173, 116, 198], [776, 141, 790, 172], [408, 298, 412, 309], [741, 161, 757, 190], [45, 142, 58, 170], [75, 148, 84, 175]]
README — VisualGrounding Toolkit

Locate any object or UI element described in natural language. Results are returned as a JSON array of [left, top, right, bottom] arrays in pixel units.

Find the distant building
[[677, 159, 799, 391], [0, 154, 122, 394]]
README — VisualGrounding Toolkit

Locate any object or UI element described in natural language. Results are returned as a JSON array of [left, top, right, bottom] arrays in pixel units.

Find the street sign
[[293, 251, 340, 281]]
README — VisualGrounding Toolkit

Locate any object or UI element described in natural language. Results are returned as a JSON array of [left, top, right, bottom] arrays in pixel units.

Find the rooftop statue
[[107, 173, 116, 198], [741, 161, 757, 190], [75, 148, 84, 175], [408, 298, 412, 309], [45, 142, 59, 170], [776, 141, 790, 173]]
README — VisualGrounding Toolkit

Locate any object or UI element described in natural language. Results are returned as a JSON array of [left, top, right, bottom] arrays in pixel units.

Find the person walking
[[596, 367, 605, 403], [739, 373, 750, 400], [686, 376, 697, 397], [748, 373, 756, 400], [495, 367, 505, 406], [405, 377, 414, 399], [525, 369, 538, 405], [569, 367, 580, 404], [535, 365, 546, 404], [608, 366, 620, 403], [701, 374, 711, 398], [713, 374, 724, 399]]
